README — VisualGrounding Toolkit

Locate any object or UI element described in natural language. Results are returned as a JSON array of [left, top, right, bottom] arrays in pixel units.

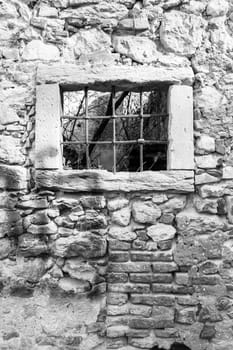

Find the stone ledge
[[37, 64, 194, 89], [35, 170, 194, 193]]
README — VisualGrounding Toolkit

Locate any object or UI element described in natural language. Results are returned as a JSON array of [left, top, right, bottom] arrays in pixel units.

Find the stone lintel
[[37, 64, 194, 90], [35, 170, 194, 193]]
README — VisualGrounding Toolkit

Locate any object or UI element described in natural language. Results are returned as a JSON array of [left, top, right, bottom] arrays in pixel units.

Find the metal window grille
[[61, 87, 168, 173]]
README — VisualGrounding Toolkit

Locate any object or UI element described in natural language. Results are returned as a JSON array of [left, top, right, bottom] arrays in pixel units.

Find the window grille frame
[[61, 86, 169, 173]]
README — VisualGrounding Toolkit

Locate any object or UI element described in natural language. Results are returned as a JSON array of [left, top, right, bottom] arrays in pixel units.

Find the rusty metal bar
[[112, 87, 116, 173], [139, 90, 144, 172], [61, 113, 168, 120], [85, 87, 90, 168], [62, 140, 167, 145]]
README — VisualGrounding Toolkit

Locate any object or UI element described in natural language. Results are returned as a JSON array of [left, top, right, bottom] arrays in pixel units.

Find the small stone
[[63, 258, 96, 282], [22, 40, 60, 61], [27, 222, 57, 235], [112, 35, 159, 64], [132, 201, 161, 224], [200, 324, 216, 339], [195, 173, 219, 185], [109, 225, 137, 241], [195, 155, 221, 169], [222, 166, 233, 180], [107, 197, 129, 211], [23, 210, 50, 228], [195, 86, 227, 112], [80, 195, 106, 209], [206, 0, 228, 17], [111, 207, 131, 226], [18, 198, 48, 209], [52, 232, 107, 258], [0, 238, 13, 259], [0, 135, 24, 165], [225, 196, 233, 223], [0, 103, 19, 125], [196, 135, 215, 152], [58, 277, 90, 293], [160, 10, 205, 56], [176, 208, 226, 235], [147, 223, 176, 242], [38, 5, 58, 17], [18, 234, 48, 257], [175, 308, 196, 324]]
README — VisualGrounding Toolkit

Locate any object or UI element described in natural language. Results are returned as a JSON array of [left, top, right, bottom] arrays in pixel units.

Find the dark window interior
[[62, 86, 168, 172]]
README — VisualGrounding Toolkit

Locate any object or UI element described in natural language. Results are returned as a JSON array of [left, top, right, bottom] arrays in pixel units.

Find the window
[[62, 87, 168, 172], [35, 64, 194, 192]]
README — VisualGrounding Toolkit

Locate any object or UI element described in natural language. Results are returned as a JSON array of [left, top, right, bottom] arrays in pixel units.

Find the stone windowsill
[[35, 169, 194, 193]]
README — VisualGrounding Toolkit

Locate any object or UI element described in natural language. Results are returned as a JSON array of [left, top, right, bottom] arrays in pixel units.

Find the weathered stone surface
[[0, 238, 14, 259], [23, 210, 50, 228], [147, 224, 176, 242], [107, 197, 129, 211], [196, 135, 215, 152], [0, 103, 19, 125], [176, 209, 226, 235], [160, 11, 205, 56], [195, 154, 221, 169], [222, 167, 233, 180], [226, 196, 233, 224], [58, 277, 90, 293], [175, 308, 196, 324], [194, 196, 225, 215], [36, 170, 195, 193], [111, 207, 131, 226], [27, 222, 57, 235], [206, 0, 228, 17], [195, 86, 227, 112], [66, 28, 111, 59], [112, 36, 159, 64], [159, 195, 186, 213], [18, 198, 48, 209], [18, 234, 48, 257], [74, 210, 107, 230], [0, 135, 24, 165], [0, 165, 27, 190], [38, 5, 59, 17], [22, 40, 60, 61], [199, 182, 233, 198], [132, 201, 161, 224], [109, 225, 136, 241], [80, 195, 106, 209], [37, 63, 195, 87], [63, 258, 96, 282], [52, 232, 107, 258], [195, 173, 219, 185], [152, 306, 175, 328]]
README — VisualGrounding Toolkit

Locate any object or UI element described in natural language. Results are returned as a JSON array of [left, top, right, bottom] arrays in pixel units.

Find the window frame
[[35, 63, 194, 193]]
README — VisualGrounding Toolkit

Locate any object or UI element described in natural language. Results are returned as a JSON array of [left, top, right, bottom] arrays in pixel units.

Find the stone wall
[[1, 0, 233, 350]]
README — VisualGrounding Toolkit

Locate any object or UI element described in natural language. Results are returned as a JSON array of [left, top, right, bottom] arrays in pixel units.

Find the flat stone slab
[[37, 63, 194, 89], [36, 170, 194, 193]]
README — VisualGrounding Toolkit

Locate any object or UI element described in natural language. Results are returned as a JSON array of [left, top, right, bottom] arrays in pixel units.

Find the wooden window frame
[[35, 64, 194, 193]]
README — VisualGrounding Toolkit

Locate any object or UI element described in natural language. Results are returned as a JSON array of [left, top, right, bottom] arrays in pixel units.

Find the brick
[[176, 296, 198, 306], [107, 337, 127, 349], [128, 318, 156, 329], [108, 240, 131, 251], [108, 262, 151, 273], [129, 273, 173, 284], [175, 273, 190, 285], [108, 284, 150, 294], [107, 293, 128, 305], [109, 252, 129, 262], [155, 329, 178, 338], [152, 284, 173, 293], [129, 305, 152, 317], [130, 294, 175, 306], [126, 329, 150, 338], [157, 240, 173, 250], [107, 326, 128, 338], [132, 240, 147, 250], [131, 250, 173, 262], [191, 275, 221, 285], [152, 262, 178, 273], [107, 273, 128, 284], [107, 305, 128, 316]]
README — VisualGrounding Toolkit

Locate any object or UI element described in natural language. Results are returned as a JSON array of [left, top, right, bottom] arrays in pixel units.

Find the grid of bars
[[61, 87, 168, 173]]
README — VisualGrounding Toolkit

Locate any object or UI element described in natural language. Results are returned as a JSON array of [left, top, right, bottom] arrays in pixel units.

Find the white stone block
[[167, 85, 194, 170], [35, 84, 62, 169]]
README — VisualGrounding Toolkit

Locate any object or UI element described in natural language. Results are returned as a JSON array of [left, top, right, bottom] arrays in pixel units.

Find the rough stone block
[[132, 201, 161, 224], [108, 225, 137, 241], [22, 40, 60, 61], [111, 207, 131, 227], [0, 135, 24, 165], [175, 308, 196, 324], [147, 223, 176, 242]]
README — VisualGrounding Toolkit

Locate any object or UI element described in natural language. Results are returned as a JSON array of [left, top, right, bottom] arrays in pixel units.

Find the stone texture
[[112, 36, 159, 64], [111, 207, 131, 226], [132, 201, 161, 224], [206, 0, 229, 17], [160, 11, 205, 56], [109, 225, 137, 241], [52, 232, 107, 258], [0, 135, 24, 165], [0, 165, 27, 190], [195, 86, 227, 112], [196, 135, 215, 152], [0, 103, 19, 125], [176, 209, 226, 235], [195, 155, 221, 169], [63, 258, 96, 283], [22, 40, 60, 61], [147, 224, 176, 242]]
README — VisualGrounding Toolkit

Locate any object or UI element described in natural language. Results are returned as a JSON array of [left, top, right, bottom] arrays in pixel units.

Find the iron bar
[[139, 89, 144, 172], [85, 87, 90, 168], [62, 140, 168, 145], [112, 86, 116, 173]]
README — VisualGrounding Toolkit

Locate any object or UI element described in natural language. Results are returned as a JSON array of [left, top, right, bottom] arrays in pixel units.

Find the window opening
[[62, 86, 168, 173]]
